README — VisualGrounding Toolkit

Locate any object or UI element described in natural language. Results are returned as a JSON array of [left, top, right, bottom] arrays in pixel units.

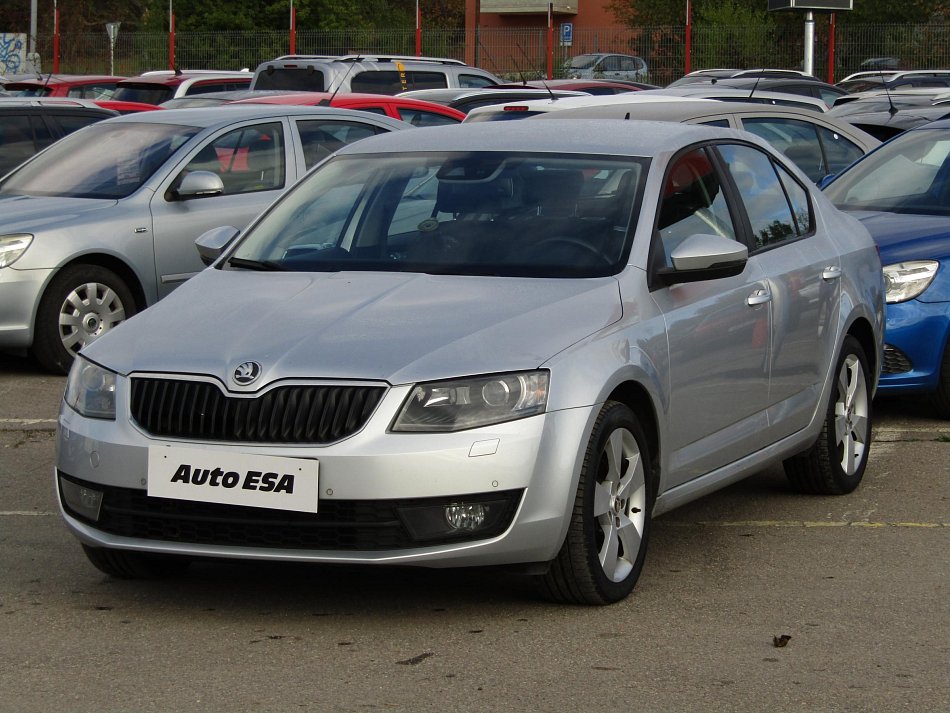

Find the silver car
[[0, 105, 407, 373], [56, 121, 885, 604]]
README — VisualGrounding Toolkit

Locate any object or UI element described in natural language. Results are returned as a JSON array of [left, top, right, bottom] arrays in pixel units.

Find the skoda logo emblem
[[233, 361, 262, 386]]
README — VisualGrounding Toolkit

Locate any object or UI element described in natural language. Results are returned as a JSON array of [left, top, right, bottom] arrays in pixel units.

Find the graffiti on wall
[[1, 33, 27, 75]]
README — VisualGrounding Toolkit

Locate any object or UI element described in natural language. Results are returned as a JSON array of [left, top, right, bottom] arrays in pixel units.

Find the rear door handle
[[747, 289, 772, 306], [822, 266, 843, 281]]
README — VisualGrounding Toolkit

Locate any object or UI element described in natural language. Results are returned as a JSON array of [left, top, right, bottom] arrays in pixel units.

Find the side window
[[67, 83, 116, 99], [602, 56, 620, 72], [54, 112, 106, 136], [718, 143, 797, 250], [741, 117, 824, 181], [397, 108, 460, 127], [404, 71, 449, 91], [351, 71, 402, 94], [816, 125, 865, 176], [656, 148, 738, 266], [177, 122, 285, 196], [0, 114, 41, 174], [295, 119, 381, 169], [775, 163, 813, 237], [459, 73, 497, 88], [696, 119, 730, 128], [619, 57, 636, 71]]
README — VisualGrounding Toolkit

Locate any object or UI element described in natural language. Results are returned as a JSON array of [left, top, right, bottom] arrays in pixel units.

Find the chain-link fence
[[17, 24, 950, 85]]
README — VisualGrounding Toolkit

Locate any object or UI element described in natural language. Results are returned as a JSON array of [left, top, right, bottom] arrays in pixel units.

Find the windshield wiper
[[226, 257, 288, 272]]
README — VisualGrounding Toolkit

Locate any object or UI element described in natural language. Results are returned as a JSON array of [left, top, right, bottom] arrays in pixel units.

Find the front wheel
[[31, 265, 137, 374], [539, 401, 654, 605], [784, 335, 872, 495]]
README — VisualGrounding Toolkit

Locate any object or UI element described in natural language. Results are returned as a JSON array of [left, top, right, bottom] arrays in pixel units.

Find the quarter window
[[295, 119, 382, 169]]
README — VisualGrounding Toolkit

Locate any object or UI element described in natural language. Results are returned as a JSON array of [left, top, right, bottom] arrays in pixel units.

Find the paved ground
[[0, 351, 946, 712]]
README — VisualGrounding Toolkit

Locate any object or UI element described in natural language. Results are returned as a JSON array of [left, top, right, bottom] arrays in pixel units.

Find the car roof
[[4, 74, 125, 87], [337, 118, 741, 157], [462, 92, 716, 120], [656, 86, 829, 111], [495, 79, 641, 92], [98, 104, 409, 130], [118, 71, 251, 87]]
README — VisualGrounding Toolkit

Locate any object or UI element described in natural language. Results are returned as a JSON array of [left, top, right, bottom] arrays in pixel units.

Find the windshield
[[0, 122, 201, 199], [568, 55, 598, 70], [825, 128, 950, 216], [229, 151, 646, 278]]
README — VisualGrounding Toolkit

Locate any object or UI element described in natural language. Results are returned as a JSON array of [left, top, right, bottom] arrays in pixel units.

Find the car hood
[[85, 269, 623, 385], [850, 211, 950, 263], [0, 194, 119, 232]]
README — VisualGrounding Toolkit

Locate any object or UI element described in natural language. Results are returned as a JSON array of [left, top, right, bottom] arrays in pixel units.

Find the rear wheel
[[539, 401, 654, 605], [784, 336, 872, 495], [82, 545, 190, 579], [31, 264, 137, 374]]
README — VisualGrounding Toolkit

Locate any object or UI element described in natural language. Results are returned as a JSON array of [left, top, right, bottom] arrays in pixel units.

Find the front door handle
[[747, 289, 772, 306], [822, 266, 843, 281]]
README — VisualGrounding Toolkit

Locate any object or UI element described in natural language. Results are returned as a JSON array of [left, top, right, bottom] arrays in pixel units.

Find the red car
[[3, 74, 125, 99], [229, 92, 465, 125], [112, 71, 253, 106]]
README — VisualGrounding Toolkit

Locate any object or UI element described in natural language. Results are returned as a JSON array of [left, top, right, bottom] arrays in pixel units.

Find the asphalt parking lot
[[0, 351, 946, 713]]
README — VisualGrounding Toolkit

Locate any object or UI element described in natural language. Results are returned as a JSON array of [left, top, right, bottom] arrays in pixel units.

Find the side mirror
[[817, 173, 836, 189], [657, 233, 749, 285], [175, 170, 225, 200], [195, 225, 239, 266]]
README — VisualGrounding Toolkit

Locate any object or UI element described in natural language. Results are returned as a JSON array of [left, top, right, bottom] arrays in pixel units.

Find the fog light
[[59, 476, 103, 522], [445, 503, 486, 531]]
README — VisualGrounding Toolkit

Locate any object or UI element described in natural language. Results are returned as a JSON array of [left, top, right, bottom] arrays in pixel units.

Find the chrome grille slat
[[130, 378, 385, 444]]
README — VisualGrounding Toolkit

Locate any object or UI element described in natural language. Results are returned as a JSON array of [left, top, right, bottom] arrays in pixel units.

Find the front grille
[[59, 473, 522, 551], [130, 378, 386, 444], [882, 344, 913, 375]]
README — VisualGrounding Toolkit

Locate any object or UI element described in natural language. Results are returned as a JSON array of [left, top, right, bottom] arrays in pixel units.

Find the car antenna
[[321, 53, 362, 106], [748, 68, 764, 100], [515, 42, 558, 102], [879, 69, 899, 116]]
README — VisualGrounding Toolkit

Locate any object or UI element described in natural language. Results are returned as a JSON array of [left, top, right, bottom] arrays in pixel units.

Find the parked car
[[463, 93, 719, 122], [494, 79, 646, 95], [54, 120, 883, 604], [563, 53, 649, 82], [658, 85, 830, 112], [397, 86, 588, 113], [0, 98, 118, 176], [668, 68, 814, 86], [112, 70, 253, 106], [531, 100, 878, 182], [250, 55, 501, 95], [677, 77, 848, 109], [228, 91, 465, 125], [0, 105, 408, 373], [828, 95, 950, 141], [2, 74, 125, 99], [822, 119, 950, 416], [836, 70, 950, 94]]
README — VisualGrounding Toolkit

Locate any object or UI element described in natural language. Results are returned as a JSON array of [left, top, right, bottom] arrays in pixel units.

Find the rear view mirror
[[657, 233, 748, 285], [175, 170, 225, 200], [195, 225, 239, 266]]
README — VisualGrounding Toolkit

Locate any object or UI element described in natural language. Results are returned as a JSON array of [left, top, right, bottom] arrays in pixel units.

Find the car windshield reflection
[[228, 151, 647, 278]]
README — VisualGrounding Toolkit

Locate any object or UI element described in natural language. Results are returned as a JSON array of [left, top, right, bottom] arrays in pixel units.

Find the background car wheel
[[539, 401, 654, 605], [31, 264, 136, 374], [930, 343, 950, 419], [784, 335, 872, 495], [81, 545, 190, 579]]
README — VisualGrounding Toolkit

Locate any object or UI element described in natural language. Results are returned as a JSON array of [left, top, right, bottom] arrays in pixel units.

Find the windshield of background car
[[111, 84, 176, 104], [0, 122, 200, 199], [568, 55, 598, 70], [228, 151, 647, 278], [824, 128, 950, 216]]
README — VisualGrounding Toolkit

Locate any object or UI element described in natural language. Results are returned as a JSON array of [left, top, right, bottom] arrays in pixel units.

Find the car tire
[[930, 342, 950, 419], [539, 401, 654, 605], [81, 545, 190, 579], [31, 264, 136, 375], [784, 336, 872, 495]]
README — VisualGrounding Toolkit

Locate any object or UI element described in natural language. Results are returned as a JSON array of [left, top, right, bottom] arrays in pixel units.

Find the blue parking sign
[[560, 23, 573, 47]]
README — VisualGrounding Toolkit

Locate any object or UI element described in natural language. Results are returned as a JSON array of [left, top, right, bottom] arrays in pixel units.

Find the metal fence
[[15, 24, 950, 85]]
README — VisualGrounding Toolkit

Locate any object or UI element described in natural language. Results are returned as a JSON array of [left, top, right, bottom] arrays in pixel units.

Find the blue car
[[824, 119, 950, 417]]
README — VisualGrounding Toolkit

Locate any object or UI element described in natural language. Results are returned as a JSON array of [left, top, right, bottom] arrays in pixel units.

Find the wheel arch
[[47, 254, 148, 315], [604, 379, 661, 495], [846, 316, 880, 391]]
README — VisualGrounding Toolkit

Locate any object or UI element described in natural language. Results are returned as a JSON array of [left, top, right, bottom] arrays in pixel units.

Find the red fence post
[[416, 2, 422, 56], [547, 3, 554, 80], [53, 7, 60, 73], [685, 0, 692, 75], [827, 13, 836, 83], [169, 14, 176, 70], [290, 6, 297, 55]]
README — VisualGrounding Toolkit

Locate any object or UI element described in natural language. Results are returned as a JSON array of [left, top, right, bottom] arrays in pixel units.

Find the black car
[[680, 77, 848, 109], [0, 99, 118, 175]]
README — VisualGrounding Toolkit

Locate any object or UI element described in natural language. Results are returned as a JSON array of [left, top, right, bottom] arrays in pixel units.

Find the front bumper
[[878, 298, 949, 394], [56, 381, 595, 569]]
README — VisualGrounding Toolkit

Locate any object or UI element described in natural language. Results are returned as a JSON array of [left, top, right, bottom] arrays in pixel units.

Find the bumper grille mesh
[[130, 378, 385, 444], [882, 345, 913, 375]]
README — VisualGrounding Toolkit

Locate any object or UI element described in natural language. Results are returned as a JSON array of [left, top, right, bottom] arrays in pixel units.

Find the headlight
[[392, 371, 549, 432], [883, 260, 939, 304], [64, 357, 117, 420], [0, 234, 33, 268]]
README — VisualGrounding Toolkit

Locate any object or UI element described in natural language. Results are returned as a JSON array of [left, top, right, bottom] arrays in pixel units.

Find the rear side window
[[112, 84, 174, 105], [0, 114, 43, 175], [459, 73, 498, 88], [185, 80, 251, 96], [397, 108, 459, 127], [295, 119, 383, 169], [52, 112, 109, 136], [65, 83, 117, 100], [816, 125, 864, 176], [176, 122, 285, 195]]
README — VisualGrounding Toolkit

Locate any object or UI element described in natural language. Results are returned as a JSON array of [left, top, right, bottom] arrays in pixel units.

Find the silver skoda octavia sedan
[[56, 120, 885, 604]]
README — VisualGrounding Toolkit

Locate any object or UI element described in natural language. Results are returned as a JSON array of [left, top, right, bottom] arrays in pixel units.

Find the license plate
[[147, 446, 319, 513]]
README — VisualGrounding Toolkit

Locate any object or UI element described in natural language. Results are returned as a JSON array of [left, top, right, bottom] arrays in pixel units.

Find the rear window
[[253, 69, 326, 92], [4, 84, 51, 97], [350, 71, 448, 94], [112, 83, 175, 105]]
